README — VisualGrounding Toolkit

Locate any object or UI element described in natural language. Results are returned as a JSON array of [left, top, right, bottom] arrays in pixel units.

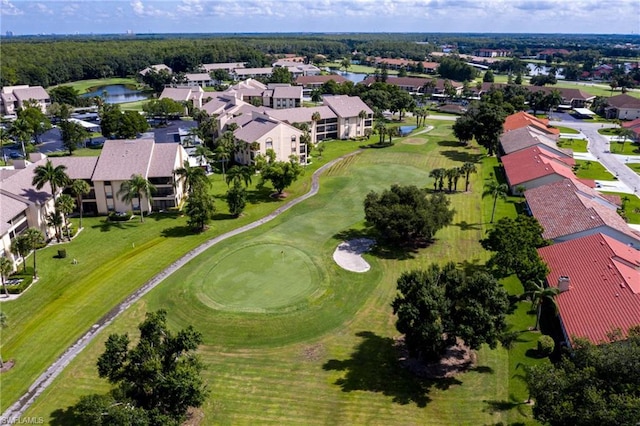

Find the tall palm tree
[[0, 257, 13, 298], [118, 174, 156, 223], [176, 160, 209, 195], [214, 145, 231, 179], [451, 167, 463, 192], [526, 280, 560, 331], [55, 194, 76, 241], [32, 159, 70, 203], [46, 211, 64, 243], [71, 179, 91, 229], [23, 227, 44, 279], [374, 120, 387, 144], [11, 234, 30, 272], [10, 118, 31, 158], [461, 162, 477, 192], [310, 89, 322, 105], [194, 145, 213, 167], [445, 168, 456, 192], [429, 168, 446, 192], [484, 179, 509, 223]]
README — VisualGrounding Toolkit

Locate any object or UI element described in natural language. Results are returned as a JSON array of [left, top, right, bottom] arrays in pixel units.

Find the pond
[[339, 72, 369, 84], [399, 125, 416, 136], [81, 84, 149, 104]]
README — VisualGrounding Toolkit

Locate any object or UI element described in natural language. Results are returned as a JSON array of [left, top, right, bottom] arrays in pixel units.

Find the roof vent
[[558, 275, 571, 292]]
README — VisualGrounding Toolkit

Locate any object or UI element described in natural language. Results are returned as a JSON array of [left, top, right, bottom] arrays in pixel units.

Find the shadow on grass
[[437, 140, 466, 148], [160, 225, 194, 238], [149, 211, 183, 221], [212, 212, 237, 221], [370, 243, 417, 261], [454, 220, 482, 231], [49, 406, 77, 425], [457, 259, 487, 276], [91, 220, 135, 232], [322, 331, 462, 407], [246, 186, 282, 204], [440, 150, 484, 164], [333, 228, 375, 242]]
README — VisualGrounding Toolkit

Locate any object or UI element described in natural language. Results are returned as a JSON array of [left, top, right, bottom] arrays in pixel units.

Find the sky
[[1, 0, 639, 36]]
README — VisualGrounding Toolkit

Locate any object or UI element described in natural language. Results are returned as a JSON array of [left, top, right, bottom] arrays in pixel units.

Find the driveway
[[550, 120, 640, 195]]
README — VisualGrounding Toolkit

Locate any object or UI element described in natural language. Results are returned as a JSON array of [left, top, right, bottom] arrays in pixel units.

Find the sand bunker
[[333, 238, 375, 273]]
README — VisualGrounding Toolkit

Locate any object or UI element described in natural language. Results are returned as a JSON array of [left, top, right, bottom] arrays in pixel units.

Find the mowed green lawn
[[19, 126, 543, 425]]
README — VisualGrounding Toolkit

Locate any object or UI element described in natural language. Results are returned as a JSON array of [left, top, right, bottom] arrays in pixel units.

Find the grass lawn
[[14, 132, 542, 425], [573, 159, 616, 180], [601, 191, 640, 224], [552, 125, 579, 134], [46, 147, 102, 157], [598, 127, 621, 136], [557, 137, 588, 152], [609, 140, 640, 155]]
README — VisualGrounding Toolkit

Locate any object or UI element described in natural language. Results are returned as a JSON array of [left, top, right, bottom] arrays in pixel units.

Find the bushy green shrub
[[537, 335, 555, 357], [108, 211, 132, 222], [4, 269, 34, 294], [57, 249, 67, 258]]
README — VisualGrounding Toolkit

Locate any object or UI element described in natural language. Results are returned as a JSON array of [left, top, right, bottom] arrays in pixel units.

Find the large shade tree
[[364, 184, 455, 246], [259, 159, 303, 195], [77, 310, 209, 426], [393, 262, 510, 361]]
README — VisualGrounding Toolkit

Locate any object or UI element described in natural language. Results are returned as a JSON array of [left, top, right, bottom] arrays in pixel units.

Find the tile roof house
[[527, 86, 596, 109], [201, 62, 246, 73], [184, 73, 215, 87], [232, 112, 307, 166], [525, 178, 640, 247], [622, 117, 640, 141], [538, 233, 640, 346], [503, 111, 560, 135], [266, 106, 338, 142], [499, 126, 569, 158], [1, 85, 51, 115], [139, 64, 172, 76], [604, 94, 640, 120], [262, 84, 303, 109], [322, 95, 374, 139], [501, 146, 576, 194], [159, 86, 205, 109], [295, 75, 349, 96], [360, 76, 463, 96]]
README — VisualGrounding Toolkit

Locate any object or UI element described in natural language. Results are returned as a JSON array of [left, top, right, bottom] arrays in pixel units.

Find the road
[[0, 150, 361, 423], [550, 120, 640, 194]]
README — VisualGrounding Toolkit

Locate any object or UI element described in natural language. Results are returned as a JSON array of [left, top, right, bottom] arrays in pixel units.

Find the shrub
[[5, 270, 34, 294], [57, 249, 67, 258], [537, 335, 555, 357], [108, 211, 132, 222]]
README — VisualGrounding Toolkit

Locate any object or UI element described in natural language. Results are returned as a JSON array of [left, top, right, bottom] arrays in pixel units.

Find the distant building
[[0, 85, 50, 115]]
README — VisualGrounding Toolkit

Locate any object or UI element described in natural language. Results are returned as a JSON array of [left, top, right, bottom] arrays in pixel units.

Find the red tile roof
[[501, 146, 576, 187], [295, 75, 349, 85], [608, 93, 640, 109], [525, 178, 640, 243], [504, 111, 560, 135], [538, 233, 640, 344], [622, 118, 640, 129]]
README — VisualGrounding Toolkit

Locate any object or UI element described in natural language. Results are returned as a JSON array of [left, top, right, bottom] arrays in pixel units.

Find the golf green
[[195, 243, 322, 312]]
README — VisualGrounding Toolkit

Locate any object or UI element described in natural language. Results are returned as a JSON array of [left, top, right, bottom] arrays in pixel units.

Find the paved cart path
[[0, 150, 361, 422]]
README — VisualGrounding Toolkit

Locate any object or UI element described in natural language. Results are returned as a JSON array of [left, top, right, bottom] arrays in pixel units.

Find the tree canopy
[[392, 262, 510, 361], [480, 214, 550, 284], [526, 328, 640, 426], [73, 310, 209, 426], [259, 159, 303, 195], [364, 185, 455, 246]]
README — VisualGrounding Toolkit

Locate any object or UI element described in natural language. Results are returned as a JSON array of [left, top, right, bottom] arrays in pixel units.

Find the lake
[[82, 84, 149, 104], [339, 72, 369, 83]]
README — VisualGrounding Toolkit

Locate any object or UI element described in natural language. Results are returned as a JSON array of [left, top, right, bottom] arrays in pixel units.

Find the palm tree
[[23, 227, 44, 279], [526, 280, 560, 331], [55, 194, 76, 241], [11, 235, 30, 272], [461, 162, 477, 192], [0, 257, 13, 298], [118, 174, 157, 223], [374, 120, 387, 144], [70, 179, 91, 229], [310, 89, 322, 105], [484, 179, 509, 223], [225, 165, 254, 187], [10, 118, 32, 159], [340, 57, 351, 73], [451, 167, 463, 191], [311, 111, 321, 129], [429, 168, 446, 192], [32, 160, 70, 203], [445, 168, 457, 192], [215, 145, 231, 179], [194, 145, 213, 167], [46, 210, 64, 243], [176, 160, 209, 195], [0, 127, 11, 163]]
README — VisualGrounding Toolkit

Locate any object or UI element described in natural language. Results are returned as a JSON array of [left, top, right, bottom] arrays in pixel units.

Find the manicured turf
[[17, 129, 542, 425], [552, 125, 579, 134], [609, 140, 640, 155], [573, 159, 616, 180], [601, 191, 640, 224], [49, 77, 141, 95], [557, 137, 588, 152]]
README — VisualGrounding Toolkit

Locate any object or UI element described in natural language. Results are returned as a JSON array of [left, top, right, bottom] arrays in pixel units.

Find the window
[[104, 181, 111, 186], [291, 141, 296, 153], [266, 138, 273, 150], [291, 135, 296, 142]]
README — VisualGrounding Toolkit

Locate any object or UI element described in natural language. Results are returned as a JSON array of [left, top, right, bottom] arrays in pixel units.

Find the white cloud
[[130, 0, 174, 18], [0, 0, 23, 16], [33, 3, 53, 14]]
